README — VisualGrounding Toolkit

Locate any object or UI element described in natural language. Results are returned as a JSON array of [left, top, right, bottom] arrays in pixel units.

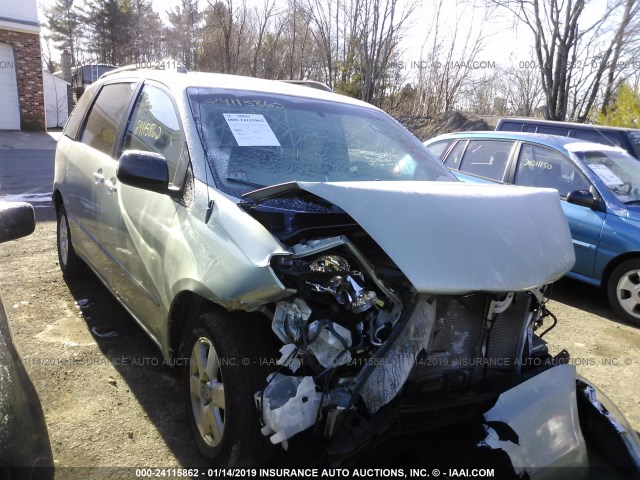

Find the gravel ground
[[0, 205, 639, 479]]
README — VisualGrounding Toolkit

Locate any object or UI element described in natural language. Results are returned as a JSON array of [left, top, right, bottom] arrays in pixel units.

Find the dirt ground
[[1, 204, 639, 478]]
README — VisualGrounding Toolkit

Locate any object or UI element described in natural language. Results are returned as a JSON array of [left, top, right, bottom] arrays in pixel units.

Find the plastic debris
[[276, 344, 301, 373], [272, 299, 311, 344], [91, 327, 119, 338], [256, 373, 322, 446]]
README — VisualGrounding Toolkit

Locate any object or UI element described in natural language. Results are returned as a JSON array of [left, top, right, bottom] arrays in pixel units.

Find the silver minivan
[[53, 68, 640, 474]]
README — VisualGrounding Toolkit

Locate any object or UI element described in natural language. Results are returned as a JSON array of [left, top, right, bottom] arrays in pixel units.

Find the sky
[[36, 0, 611, 72]]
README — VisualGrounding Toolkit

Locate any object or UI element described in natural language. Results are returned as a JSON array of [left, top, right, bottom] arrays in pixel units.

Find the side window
[[570, 129, 621, 147], [498, 121, 524, 132], [63, 83, 98, 140], [458, 140, 513, 181], [443, 140, 467, 169], [124, 85, 185, 188], [426, 140, 453, 160], [80, 83, 136, 156], [515, 144, 590, 197], [536, 126, 569, 136]]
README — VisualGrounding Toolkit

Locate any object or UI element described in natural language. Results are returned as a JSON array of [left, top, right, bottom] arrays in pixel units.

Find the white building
[[0, 0, 45, 130]]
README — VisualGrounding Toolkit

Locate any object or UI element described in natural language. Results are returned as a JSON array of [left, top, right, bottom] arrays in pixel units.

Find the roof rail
[[99, 61, 188, 80], [278, 80, 332, 92]]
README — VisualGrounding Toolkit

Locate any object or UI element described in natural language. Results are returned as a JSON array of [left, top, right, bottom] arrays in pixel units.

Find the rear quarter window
[[426, 140, 453, 160]]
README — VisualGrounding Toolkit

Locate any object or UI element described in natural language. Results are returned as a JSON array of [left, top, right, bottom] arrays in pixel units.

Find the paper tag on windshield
[[223, 114, 281, 147], [588, 164, 623, 186]]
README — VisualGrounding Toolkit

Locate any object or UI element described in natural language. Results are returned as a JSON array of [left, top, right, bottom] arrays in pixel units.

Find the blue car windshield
[[187, 87, 454, 195], [574, 150, 640, 204]]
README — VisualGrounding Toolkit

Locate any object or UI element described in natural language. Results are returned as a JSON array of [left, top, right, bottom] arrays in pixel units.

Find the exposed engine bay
[[254, 234, 557, 448]]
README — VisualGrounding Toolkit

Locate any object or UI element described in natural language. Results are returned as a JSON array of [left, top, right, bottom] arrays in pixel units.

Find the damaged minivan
[[53, 68, 640, 475]]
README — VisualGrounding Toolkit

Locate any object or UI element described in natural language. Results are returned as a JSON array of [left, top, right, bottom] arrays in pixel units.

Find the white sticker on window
[[588, 164, 623, 186], [223, 113, 281, 147]]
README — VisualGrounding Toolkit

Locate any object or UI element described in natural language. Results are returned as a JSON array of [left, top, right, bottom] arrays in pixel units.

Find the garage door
[[0, 43, 20, 130]]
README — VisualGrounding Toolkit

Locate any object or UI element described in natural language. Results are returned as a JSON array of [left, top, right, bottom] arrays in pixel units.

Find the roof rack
[[100, 61, 188, 79], [278, 80, 332, 92]]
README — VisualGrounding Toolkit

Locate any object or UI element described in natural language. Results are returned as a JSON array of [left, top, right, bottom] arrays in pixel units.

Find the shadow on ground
[[548, 277, 637, 328]]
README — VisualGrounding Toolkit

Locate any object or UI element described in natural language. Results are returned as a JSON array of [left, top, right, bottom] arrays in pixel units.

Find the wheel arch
[[52, 189, 63, 212], [601, 252, 640, 288], [167, 288, 277, 362]]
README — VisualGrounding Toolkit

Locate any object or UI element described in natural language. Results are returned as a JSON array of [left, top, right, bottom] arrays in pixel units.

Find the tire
[[182, 309, 278, 466], [607, 258, 640, 326], [56, 203, 86, 279]]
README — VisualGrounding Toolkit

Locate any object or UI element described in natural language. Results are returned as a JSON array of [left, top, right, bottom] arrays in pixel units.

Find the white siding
[[43, 70, 69, 129], [0, 43, 20, 130], [0, 0, 39, 24]]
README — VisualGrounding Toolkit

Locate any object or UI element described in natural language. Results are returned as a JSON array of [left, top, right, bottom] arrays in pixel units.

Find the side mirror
[[117, 150, 169, 194], [0, 202, 35, 243], [566, 189, 598, 209]]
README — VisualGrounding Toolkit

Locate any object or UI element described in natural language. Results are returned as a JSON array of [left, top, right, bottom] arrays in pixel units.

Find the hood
[[290, 181, 575, 294]]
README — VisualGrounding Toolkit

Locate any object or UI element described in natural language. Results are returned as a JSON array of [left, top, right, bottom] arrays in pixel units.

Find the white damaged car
[[53, 68, 640, 476]]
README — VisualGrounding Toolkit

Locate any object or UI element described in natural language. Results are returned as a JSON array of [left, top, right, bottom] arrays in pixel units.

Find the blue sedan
[[425, 131, 640, 326]]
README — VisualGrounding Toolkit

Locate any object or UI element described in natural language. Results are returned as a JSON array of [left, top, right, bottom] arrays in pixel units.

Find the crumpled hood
[[296, 181, 575, 294]]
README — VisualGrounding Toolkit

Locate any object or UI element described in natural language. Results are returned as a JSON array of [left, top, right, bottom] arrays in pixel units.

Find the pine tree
[[166, 0, 202, 69], [597, 83, 640, 129], [45, 0, 80, 65]]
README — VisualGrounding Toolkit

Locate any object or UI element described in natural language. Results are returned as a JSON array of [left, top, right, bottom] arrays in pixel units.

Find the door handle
[[94, 170, 105, 184], [106, 178, 118, 194]]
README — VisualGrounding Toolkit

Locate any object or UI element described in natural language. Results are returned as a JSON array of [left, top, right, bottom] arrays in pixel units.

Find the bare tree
[[356, 0, 416, 105], [490, 0, 640, 121], [413, 0, 491, 116], [203, 0, 250, 74], [503, 56, 543, 116]]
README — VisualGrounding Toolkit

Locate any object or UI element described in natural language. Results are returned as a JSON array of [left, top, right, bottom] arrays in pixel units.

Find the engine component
[[256, 373, 322, 446], [272, 298, 312, 344], [309, 255, 350, 273], [290, 236, 403, 306], [307, 320, 352, 369]]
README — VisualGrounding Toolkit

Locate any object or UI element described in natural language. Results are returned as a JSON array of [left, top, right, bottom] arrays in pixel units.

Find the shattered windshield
[[574, 149, 640, 204], [188, 87, 454, 195]]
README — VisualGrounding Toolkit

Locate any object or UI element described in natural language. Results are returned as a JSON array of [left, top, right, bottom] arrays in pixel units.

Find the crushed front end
[[240, 181, 639, 476]]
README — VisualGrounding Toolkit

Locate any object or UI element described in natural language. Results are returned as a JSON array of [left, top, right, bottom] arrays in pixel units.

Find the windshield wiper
[[226, 177, 265, 188], [624, 199, 640, 205]]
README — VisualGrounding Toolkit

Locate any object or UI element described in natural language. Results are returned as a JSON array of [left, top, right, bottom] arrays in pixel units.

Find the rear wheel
[[607, 259, 640, 326], [56, 203, 86, 279], [182, 309, 278, 466]]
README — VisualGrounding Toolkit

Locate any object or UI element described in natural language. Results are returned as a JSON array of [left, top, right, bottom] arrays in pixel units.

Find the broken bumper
[[326, 365, 640, 479]]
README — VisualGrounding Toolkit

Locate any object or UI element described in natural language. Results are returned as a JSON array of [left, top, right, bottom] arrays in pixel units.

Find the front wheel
[[182, 309, 278, 466], [607, 259, 640, 326]]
